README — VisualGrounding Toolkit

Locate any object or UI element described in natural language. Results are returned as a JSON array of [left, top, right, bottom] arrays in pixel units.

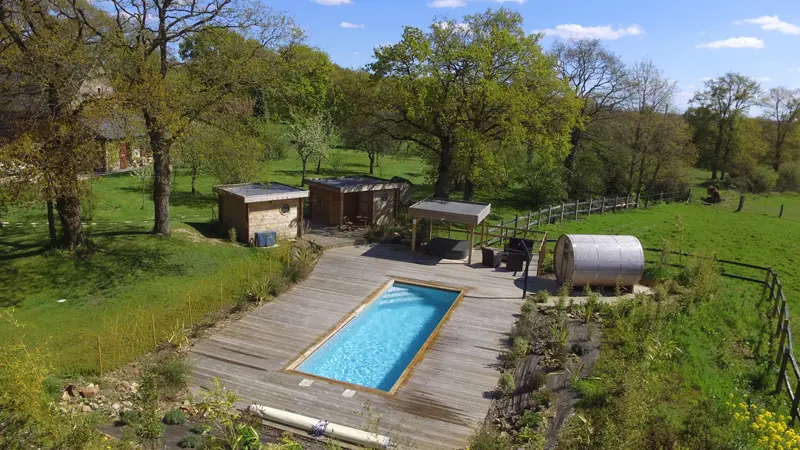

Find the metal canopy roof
[[305, 176, 408, 193], [409, 198, 491, 226], [212, 182, 309, 203]]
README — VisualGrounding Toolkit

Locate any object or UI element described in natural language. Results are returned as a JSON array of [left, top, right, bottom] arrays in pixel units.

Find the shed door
[[358, 192, 370, 219]]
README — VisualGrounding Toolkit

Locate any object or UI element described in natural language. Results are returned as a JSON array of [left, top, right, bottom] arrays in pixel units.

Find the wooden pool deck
[[189, 244, 531, 449]]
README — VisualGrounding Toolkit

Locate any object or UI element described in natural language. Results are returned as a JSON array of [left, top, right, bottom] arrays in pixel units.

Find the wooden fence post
[[644, 194, 650, 208], [613, 196, 618, 213], [777, 347, 789, 394], [560, 202, 565, 222], [736, 195, 745, 212], [792, 380, 800, 425], [152, 313, 157, 348], [777, 318, 789, 363], [97, 336, 103, 377], [601, 197, 606, 214], [548, 206, 553, 225], [188, 295, 193, 327], [777, 298, 787, 336], [625, 195, 630, 210], [588, 198, 593, 216], [523, 212, 531, 239], [780, 205, 784, 218], [762, 269, 772, 300], [771, 276, 780, 316], [514, 215, 519, 238], [659, 192, 664, 203]]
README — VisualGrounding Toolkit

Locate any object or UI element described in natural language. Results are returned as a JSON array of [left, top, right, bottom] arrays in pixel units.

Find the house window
[[381, 192, 389, 202], [280, 203, 291, 215]]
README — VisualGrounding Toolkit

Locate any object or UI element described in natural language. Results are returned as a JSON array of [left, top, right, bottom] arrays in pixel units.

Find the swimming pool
[[289, 280, 463, 393]]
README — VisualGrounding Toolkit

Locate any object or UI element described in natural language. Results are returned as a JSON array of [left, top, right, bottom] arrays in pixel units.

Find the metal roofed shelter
[[306, 176, 408, 227], [213, 182, 309, 244], [409, 198, 491, 264]]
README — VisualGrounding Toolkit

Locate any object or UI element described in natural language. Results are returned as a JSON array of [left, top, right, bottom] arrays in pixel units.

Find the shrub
[[189, 423, 211, 435], [228, 228, 238, 243], [520, 297, 537, 316], [533, 290, 550, 304], [748, 165, 778, 193], [468, 424, 513, 450], [118, 410, 140, 426], [162, 409, 187, 425], [178, 434, 205, 449], [130, 372, 164, 440], [519, 410, 542, 429], [503, 337, 529, 367], [522, 370, 546, 392], [678, 255, 720, 305], [777, 162, 800, 192], [265, 434, 304, 450], [498, 372, 516, 397], [150, 355, 192, 395]]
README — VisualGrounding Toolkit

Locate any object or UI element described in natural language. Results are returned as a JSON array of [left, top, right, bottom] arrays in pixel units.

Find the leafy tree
[[760, 87, 800, 171], [260, 44, 334, 122], [333, 68, 394, 174], [690, 73, 761, 181], [552, 38, 628, 168], [289, 115, 330, 185], [0, 0, 111, 248], [370, 8, 580, 199], [75, 0, 302, 235]]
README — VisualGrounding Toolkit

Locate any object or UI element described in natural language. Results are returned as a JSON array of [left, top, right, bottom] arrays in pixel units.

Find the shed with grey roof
[[306, 176, 409, 227], [408, 198, 491, 264], [213, 182, 309, 244]]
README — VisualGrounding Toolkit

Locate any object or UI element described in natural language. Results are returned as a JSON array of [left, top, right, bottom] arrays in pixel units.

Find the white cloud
[[734, 15, 800, 35], [313, 0, 352, 5], [535, 23, 644, 40], [428, 0, 525, 8], [353, 51, 360, 55], [696, 37, 764, 49], [756, 77, 773, 82], [340, 22, 364, 29]]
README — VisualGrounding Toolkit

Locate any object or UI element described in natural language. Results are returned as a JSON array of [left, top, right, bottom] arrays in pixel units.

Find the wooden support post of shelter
[[480, 221, 486, 247], [297, 198, 304, 237], [428, 219, 433, 241], [411, 217, 417, 252], [467, 225, 475, 264]]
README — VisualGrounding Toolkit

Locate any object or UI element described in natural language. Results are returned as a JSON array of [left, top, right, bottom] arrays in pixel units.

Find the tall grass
[[6, 242, 316, 375]]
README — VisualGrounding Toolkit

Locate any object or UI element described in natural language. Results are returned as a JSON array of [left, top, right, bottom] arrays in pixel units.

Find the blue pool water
[[296, 282, 460, 392]]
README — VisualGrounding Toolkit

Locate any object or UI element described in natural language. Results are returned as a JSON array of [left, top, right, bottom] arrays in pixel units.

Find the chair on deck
[[504, 237, 535, 275]]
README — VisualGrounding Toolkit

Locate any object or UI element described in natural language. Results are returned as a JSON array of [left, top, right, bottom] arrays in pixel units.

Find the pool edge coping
[[282, 276, 470, 397]]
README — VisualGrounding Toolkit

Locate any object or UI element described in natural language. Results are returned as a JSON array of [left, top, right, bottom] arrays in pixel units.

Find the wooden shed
[[306, 176, 409, 227], [213, 182, 309, 244]]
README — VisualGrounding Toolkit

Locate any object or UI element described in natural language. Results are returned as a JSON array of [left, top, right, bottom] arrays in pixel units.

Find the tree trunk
[[316, 157, 321, 175], [55, 195, 84, 249], [433, 138, 454, 199], [710, 120, 726, 181], [191, 166, 197, 195], [368, 154, 375, 174], [564, 127, 582, 169], [149, 127, 171, 235], [301, 159, 308, 186], [47, 200, 57, 247], [463, 178, 475, 202]]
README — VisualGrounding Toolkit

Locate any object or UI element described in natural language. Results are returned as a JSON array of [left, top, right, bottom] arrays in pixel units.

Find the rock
[[61, 390, 71, 401], [80, 404, 93, 413], [129, 382, 139, 394], [111, 403, 122, 411], [80, 384, 99, 398], [122, 401, 133, 408]]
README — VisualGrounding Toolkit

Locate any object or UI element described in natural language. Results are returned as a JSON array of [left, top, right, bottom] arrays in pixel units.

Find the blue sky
[[267, 0, 800, 110]]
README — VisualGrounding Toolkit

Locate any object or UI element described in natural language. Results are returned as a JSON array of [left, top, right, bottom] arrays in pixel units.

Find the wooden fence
[[483, 190, 689, 249]]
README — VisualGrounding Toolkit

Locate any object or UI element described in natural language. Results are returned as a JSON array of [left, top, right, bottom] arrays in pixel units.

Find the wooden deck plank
[[190, 245, 531, 449]]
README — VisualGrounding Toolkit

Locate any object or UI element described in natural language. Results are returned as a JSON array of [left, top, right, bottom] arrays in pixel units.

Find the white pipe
[[247, 404, 391, 448]]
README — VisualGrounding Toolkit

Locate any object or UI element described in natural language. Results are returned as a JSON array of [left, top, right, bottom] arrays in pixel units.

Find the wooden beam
[[339, 191, 345, 226], [411, 218, 417, 252], [428, 219, 433, 241], [467, 225, 474, 265], [297, 198, 304, 238]]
